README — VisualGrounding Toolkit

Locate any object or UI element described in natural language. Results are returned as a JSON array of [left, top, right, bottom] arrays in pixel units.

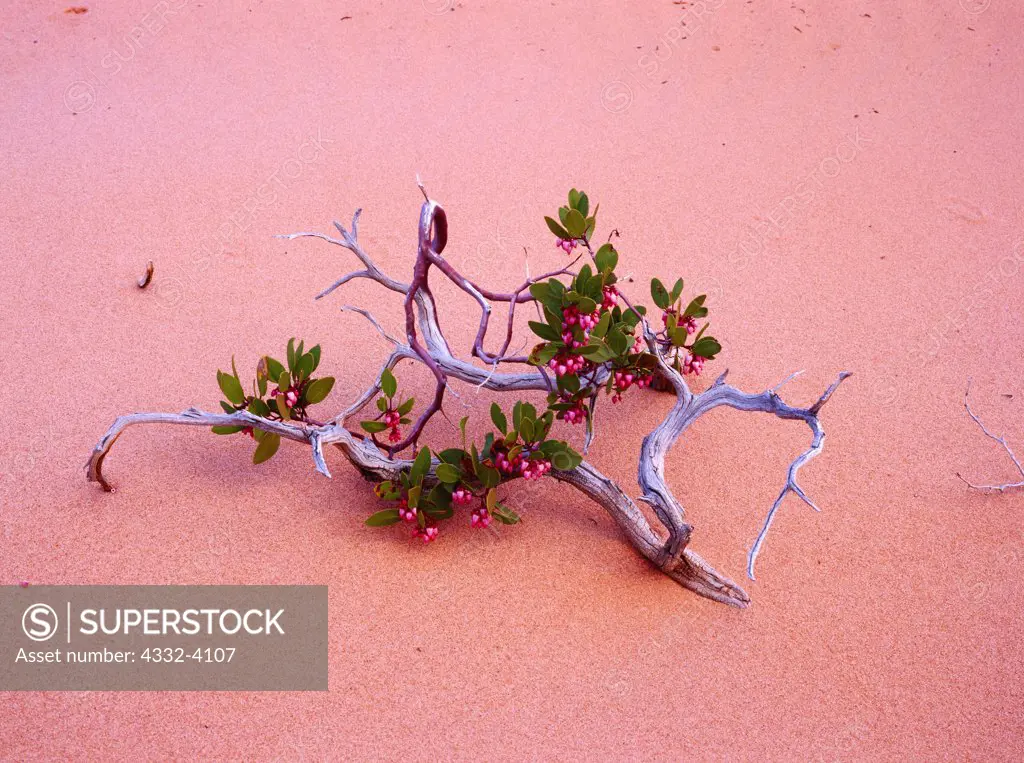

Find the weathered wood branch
[[957, 380, 1024, 492], [88, 192, 850, 608]]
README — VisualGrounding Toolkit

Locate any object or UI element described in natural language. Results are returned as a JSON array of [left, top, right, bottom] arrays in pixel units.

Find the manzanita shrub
[[212, 338, 335, 464], [90, 184, 849, 606], [213, 190, 719, 543]]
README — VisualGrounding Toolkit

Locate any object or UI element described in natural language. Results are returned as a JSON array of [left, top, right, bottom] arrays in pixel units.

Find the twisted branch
[[87, 192, 850, 608], [957, 380, 1024, 492]]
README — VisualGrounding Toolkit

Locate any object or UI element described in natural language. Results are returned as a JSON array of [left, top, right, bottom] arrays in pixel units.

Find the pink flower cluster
[[494, 448, 552, 481], [548, 352, 588, 377], [611, 369, 652, 403], [555, 238, 578, 254], [557, 401, 587, 425], [452, 487, 474, 506], [272, 385, 300, 408], [662, 308, 697, 334], [470, 507, 491, 528], [681, 352, 705, 376], [562, 305, 600, 334], [521, 458, 552, 481], [383, 410, 402, 443], [412, 526, 439, 543], [602, 285, 619, 310], [398, 499, 417, 523]]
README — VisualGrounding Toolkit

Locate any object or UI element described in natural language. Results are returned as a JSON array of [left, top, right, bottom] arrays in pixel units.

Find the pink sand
[[3, 0, 1023, 759]]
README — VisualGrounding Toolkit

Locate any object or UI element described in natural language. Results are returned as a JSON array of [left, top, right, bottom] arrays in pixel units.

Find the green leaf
[[220, 401, 236, 414], [410, 446, 432, 485], [568, 188, 580, 208], [492, 504, 520, 525], [439, 448, 466, 465], [578, 342, 613, 362], [529, 321, 562, 342], [287, 338, 297, 374], [539, 440, 564, 457], [683, 295, 708, 318], [309, 345, 321, 372], [407, 485, 422, 509], [486, 488, 498, 511], [559, 373, 581, 394], [365, 509, 402, 527], [529, 342, 560, 366], [374, 481, 401, 500], [622, 306, 645, 330], [490, 402, 508, 434], [248, 398, 270, 417], [595, 243, 618, 273], [361, 420, 388, 433], [690, 337, 722, 359], [577, 192, 589, 218], [576, 296, 597, 315], [265, 356, 285, 381], [606, 328, 629, 356], [435, 463, 460, 484], [278, 370, 291, 392], [217, 371, 245, 406], [537, 410, 554, 441], [256, 360, 268, 397], [529, 282, 550, 302], [276, 395, 290, 420], [397, 397, 415, 415], [520, 416, 535, 443], [304, 377, 335, 405], [551, 451, 573, 471], [380, 368, 397, 399], [563, 447, 583, 469], [252, 433, 280, 464], [650, 278, 671, 310], [297, 353, 314, 381], [212, 425, 245, 435], [377, 397, 388, 412], [670, 278, 684, 302], [592, 310, 612, 338], [427, 485, 453, 513], [564, 208, 587, 238], [545, 216, 571, 240], [478, 465, 500, 490]]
